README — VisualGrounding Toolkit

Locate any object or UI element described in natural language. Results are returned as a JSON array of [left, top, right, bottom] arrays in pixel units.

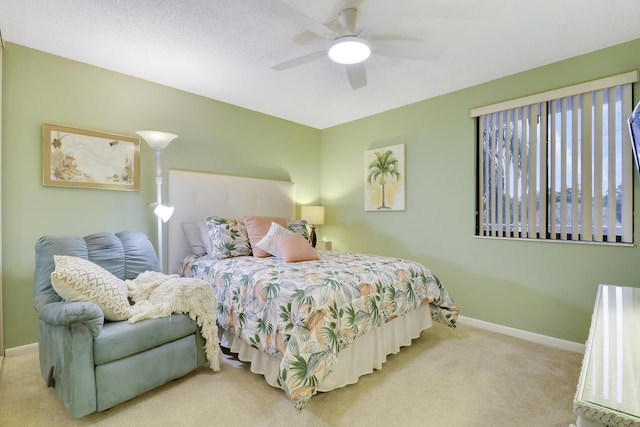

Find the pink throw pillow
[[243, 215, 288, 257], [270, 233, 320, 262]]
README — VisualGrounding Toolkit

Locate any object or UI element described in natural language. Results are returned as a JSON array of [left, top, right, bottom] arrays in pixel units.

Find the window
[[472, 72, 638, 243]]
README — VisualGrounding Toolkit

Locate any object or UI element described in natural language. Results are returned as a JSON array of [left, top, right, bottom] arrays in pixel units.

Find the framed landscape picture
[[43, 123, 140, 191], [364, 143, 406, 211]]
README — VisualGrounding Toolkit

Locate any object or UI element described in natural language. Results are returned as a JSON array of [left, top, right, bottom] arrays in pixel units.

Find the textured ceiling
[[2, 0, 640, 129]]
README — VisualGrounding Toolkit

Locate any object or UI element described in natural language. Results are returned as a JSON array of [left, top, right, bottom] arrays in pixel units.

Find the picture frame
[[43, 123, 140, 191], [628, 100, 640, 180], [364, 143, 406, 211]]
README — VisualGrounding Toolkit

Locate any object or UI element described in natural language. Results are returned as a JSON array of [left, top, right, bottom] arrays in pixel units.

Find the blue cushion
[[93, 314, 198, 365], [95, 335, 199, 412], [34, 231, 160, 313]]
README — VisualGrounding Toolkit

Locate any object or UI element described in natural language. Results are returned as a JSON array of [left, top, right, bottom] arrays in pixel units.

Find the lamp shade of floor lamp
[[136, 131, 178, 273], [301, 205, 324, 248]]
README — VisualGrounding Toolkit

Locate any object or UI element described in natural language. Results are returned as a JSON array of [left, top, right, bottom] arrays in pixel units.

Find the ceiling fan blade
[[271, 50, 327, 71], [337, 8, 358, 34], [346, 63, 367, 90], [372, 39, 443, 61], [268, 0, 338, 39]]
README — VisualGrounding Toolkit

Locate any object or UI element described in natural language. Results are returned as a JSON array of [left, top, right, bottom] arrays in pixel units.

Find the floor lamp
[[136, 131, 178, 273]]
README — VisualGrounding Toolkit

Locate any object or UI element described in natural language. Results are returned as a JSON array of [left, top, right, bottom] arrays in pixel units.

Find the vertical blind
[[471, 71, 637, 243]]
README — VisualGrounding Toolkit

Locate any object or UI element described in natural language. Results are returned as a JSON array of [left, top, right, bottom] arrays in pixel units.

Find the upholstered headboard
[[167, 170, 296, 274]]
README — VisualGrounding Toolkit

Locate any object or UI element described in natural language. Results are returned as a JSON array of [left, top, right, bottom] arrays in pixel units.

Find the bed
[[168, 170, 458, 410]]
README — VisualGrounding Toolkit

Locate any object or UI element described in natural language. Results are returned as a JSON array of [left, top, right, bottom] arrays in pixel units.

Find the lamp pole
[[136, 131, 178, 273], [153, 147, 165, 272]]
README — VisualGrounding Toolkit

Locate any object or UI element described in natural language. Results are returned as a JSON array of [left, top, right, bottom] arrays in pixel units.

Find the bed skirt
[[219, 304, 433, 393]]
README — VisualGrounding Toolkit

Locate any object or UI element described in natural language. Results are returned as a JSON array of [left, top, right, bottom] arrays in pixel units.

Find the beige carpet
[[0, 323, 583, 427]]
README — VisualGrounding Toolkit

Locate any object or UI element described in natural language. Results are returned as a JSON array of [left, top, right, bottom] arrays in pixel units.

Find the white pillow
[[181, 222, 207, 256], [180, 220, 213, 256], [50, 255, 131, 321], [197, 220, 213, 255], [255, 222, 294, 257]]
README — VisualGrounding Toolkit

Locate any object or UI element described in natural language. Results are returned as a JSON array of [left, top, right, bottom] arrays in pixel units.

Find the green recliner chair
[[34, 231, 207, 418]]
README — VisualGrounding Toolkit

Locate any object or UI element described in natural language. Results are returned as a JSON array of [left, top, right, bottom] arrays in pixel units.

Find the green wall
[[3, 39, 640, 349], [1, 43, 320, 348], [320, 38, 640, 343]]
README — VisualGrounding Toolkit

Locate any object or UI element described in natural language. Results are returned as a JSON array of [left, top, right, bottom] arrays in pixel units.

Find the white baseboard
[[5, 342, 38, 357], [457, 315, 585, 353], [4, 318, 585, 357]]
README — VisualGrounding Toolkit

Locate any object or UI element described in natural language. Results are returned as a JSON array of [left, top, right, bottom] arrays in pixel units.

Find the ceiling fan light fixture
[[328, 36, 371, 65]]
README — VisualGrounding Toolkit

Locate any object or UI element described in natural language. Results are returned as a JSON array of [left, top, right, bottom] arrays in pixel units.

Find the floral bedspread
[[180, 251, 458, 410]]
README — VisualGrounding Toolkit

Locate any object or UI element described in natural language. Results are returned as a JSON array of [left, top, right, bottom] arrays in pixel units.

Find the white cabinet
[[573, 284, 640, 427]]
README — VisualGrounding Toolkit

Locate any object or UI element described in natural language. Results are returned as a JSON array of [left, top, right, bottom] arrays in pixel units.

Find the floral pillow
[[287, 219, 310, 242], [256, 222, 294, 258], [50, 255, 131, 321], [206, 216, 252, 259]]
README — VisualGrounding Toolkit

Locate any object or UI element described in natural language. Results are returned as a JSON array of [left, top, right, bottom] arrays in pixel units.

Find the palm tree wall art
[[364, 144, 406, 211]]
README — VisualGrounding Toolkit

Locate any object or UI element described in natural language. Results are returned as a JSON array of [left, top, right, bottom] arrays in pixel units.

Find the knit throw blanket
[[126, 271, 220, 371]]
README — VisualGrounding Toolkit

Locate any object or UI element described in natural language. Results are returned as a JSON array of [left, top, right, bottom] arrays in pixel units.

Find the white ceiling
[[2, 0, 640, 129]]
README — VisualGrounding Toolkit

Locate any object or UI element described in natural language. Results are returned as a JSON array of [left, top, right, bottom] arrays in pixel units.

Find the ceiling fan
[[269, 1, 442, 90]]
